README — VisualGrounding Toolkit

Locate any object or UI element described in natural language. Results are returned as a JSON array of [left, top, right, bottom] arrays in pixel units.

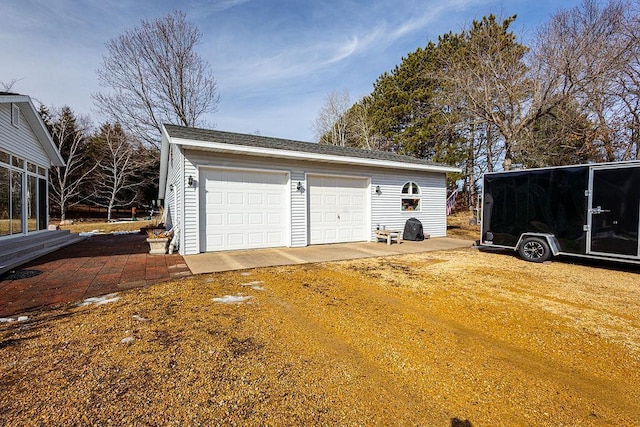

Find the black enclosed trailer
[[480, 161, 640, 264]]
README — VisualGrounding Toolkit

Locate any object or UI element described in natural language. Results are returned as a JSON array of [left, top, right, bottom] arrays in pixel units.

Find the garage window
[[401, 181, 421, 211]]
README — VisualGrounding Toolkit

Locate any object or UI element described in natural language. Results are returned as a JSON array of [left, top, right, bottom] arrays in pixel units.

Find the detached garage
[[158, 124, 460, 256]]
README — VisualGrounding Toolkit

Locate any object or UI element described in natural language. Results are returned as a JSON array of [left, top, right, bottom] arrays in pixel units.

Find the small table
[[375, 229, 402, 245]]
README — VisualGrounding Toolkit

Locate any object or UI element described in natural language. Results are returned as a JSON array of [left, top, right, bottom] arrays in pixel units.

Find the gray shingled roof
[[164, 124, 449, 167]]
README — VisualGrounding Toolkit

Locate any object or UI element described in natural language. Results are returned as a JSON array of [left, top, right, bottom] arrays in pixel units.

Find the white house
[[159, 124, 460, 256], [0, 92, 64, 239], [0, 93, 80, 274]]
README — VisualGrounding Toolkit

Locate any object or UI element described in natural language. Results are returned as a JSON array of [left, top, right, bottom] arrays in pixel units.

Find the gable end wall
[[0, 103, 50, 166]]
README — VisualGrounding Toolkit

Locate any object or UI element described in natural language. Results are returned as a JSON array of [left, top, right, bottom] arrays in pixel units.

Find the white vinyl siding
[[371, 172, 447, 238], [164, 144, 183, 248], [183, 156, 198, 255], [0, 104, 49, 169], [290, 170, 307, 247]]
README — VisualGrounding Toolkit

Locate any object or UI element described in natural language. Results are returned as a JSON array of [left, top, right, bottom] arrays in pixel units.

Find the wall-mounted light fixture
[[188, 175, 194, 187], [169, 183, 174, 191], [296, 181, 305, 193], [375, 185, 382, 195]]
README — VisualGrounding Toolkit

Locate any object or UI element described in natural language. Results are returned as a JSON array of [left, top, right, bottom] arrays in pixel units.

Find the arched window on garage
[[401, 181, 421, 211]]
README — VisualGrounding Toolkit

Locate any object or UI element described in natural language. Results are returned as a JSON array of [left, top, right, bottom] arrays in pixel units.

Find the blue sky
[[1, 0, 582, 142]]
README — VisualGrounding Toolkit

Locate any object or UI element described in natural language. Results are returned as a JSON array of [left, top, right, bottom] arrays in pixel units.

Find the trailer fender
[[516, 233, 561, 257]]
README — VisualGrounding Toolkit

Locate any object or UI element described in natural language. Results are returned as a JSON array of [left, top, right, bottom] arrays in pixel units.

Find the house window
[[11, 104, 20, 128], [0, 152, 47, 237], [401, 181, 421, 211]]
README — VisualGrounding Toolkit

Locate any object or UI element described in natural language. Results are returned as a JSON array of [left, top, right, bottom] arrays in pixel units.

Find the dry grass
[[447, 209, 480, 240], [59, 219, 157, 234], [1, 247, 639, 426]]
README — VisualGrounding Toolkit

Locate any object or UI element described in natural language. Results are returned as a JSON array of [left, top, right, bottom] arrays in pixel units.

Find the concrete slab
[[184, 237, 474, 274]]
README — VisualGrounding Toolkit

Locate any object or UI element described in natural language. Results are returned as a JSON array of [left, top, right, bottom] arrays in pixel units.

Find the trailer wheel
[[518, 237, 551, 263]]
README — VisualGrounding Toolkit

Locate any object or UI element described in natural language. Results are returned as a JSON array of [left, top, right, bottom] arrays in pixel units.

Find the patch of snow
[[0, 316, 29, 323], [112, 230, 140, 235], [212, 295, 253, 304], [79, 230, 99, 237], [241, 280, 263, 286], [241, 281, 265, 291], [78, 293, 120, 307], [132, 315, 147, 321], [240, 272, 251, 276], [121, 336, 135, 344]]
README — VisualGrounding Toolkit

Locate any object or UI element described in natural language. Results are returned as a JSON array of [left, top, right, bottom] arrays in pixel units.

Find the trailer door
[[587, 165, 640, 258]]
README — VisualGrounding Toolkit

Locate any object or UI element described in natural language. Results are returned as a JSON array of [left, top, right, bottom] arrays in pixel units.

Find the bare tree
[[436, 15, 532, 170], [0, 78, 22, 92], [89, 123, 147, 221], [41, 106, 97, 221], [531, 0, 634, 162], [614, 1, 640, 160], [93, 10, 220, 148], [314, 90, 351, 146], [347, 97, 376, 150]]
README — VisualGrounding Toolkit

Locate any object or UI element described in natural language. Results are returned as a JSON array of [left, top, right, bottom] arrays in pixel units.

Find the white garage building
[[159, 124, 460, 256]]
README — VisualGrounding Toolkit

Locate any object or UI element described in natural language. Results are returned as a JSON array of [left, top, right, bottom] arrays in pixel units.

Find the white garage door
[[308, 175, 368, 244], [200, 168, 288, 252]]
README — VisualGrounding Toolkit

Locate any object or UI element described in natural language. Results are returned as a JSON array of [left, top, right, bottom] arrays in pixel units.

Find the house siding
[[0, 103, 49, 167], [164, 143, 184, 251], [370, 171, 446, 238], [290, 170, 307, 247], [183, 153, 198, 254], [178, 149, 448, 255]]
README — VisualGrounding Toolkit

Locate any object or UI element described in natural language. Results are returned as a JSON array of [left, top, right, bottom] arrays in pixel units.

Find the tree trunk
[[60, 200, 66, 221]]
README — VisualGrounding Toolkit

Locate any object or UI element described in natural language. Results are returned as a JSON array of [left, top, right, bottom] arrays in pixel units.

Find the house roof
[[159, 124, 461, 199], [0, 93, 64, 167], [164, 123, 459, 169]]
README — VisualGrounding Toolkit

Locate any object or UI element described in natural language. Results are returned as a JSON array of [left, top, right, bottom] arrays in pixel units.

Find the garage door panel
[[227, 213, 243, 225], [207, 192, 223, 205], [207, 213, 223, 225], [201, 169, 288, 252], [266, 231, 283, 243], [266, 194, 283, 206], [228, 192, 245, 204], [267, 213, 282, 224], [248, 213, 263, 224], [228, 233, 243, 245], [247, 233, 264, 244], [248, 193, 263, 204], [207, 234, 223, 246]]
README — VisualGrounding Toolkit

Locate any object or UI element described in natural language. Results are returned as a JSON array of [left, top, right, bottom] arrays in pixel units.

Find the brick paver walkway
[[0, 233, 191, 317]]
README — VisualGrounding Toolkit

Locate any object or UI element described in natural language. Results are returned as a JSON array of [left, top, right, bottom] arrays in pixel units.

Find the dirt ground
[[1, 244, 639, 426]]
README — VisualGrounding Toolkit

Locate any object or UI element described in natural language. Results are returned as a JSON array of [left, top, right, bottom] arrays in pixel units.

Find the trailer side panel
[[483, 167, 589, 254]]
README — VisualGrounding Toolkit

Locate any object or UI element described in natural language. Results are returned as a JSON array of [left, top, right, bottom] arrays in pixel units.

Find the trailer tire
[[518, 237, 551, 263]]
